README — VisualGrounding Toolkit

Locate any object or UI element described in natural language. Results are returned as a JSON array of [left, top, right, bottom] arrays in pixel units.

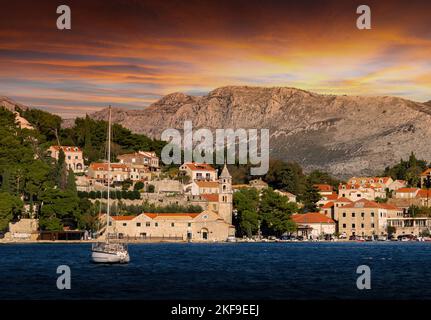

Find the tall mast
[[106, 105, 112, 237]]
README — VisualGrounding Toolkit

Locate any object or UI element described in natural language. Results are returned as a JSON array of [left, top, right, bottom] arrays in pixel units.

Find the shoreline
[[0, 239, 425, 245]]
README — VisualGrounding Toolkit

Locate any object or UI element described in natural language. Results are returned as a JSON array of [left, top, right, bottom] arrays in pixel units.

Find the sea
[[1, 242, 431, 300]]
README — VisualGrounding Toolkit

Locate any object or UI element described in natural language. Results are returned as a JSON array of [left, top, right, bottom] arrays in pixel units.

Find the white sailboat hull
[[91, 242, 130, 264], [91, 250, 130, 264]]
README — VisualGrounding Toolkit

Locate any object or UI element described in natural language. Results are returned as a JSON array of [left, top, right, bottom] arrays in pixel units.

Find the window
[[188, 223, 191, 227], [361, 212, 365, 217], [122, 223, 127, 226], [361, 224, 364, 228], [171, 223, 175, 227], [155, 222, 158, 227], [68, 156, 71, 160], [371, 223, 375, 228], [136, 223, 141, 227], [146, 222, 150, 227], [371, 212, 374, 217], [342, 213, 346, 217], [352, 224, 356, 228], [75, 156, 78, 159], [342, 224, 346, 228], [352, 213, 355, 217]]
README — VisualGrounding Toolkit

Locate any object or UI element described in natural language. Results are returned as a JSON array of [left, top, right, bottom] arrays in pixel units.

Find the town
[[3, 139, 431, 243]]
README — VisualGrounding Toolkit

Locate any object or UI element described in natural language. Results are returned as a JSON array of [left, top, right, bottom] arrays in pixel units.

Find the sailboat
[[91, 106, 130, 264]]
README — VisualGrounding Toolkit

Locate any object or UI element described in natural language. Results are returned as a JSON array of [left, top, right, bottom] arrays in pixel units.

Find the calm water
[[1, 242, 431, 300]]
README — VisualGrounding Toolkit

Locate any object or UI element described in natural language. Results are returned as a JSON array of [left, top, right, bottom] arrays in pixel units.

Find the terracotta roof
[[89, 162, 129, 171], [334, 197, 353, 203], [50, 145, 82, 152], [321, 201, 334, 209], [416, 189, 431, 198], [292, 213, 335, 224], [118, 151, 157, 159], [396, 188, 420, 193], [144, 213, 200, 219], [314, 184, 333, 192], [342, 198, 401, 210], [421, 168, 431, 176], [111, 216, 135, 221], [183, 162, 215, 171], [195, 181, 219, 188], [378, 203, 401, 210], [342, 198, 381, 209], [200, 194, 219, 202], [325, 193, 338, 200], [347, 177, 391, 184]]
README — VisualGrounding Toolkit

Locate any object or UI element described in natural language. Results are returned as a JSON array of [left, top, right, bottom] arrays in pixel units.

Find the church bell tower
[[218, 164, 233, 224]]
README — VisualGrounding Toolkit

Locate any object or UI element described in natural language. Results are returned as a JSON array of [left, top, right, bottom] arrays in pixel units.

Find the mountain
[[89, 86, 431, 177]]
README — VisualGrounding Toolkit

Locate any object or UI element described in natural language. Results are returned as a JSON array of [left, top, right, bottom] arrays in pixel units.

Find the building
[[347, 176, 393, 190], [118, 151, 160, 172], [292, 213, 336, 239], [190, 180, 219, 196], [393, 188, 420, 199], [274, 190, 297, 203], [48, 145, 84, 173], [107, 210, 235, 241], [87, 162, 130, 183], [314, 184, 334, 196], [103, 164, 235, 241], [337, 199, 402, 238], [338, 183, 386, 201], [388, 180, 407, 191], [249, 178, 269, 190], [180, 162, 217, 181]]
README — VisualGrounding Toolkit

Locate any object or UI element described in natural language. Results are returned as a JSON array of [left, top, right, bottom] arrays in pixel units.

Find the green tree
[[301, 181, 321, 213], [0, 192, 23, 231], [233, 188, 260, 237], [134, 181, 145, 191], [259, 188, 298, 236]]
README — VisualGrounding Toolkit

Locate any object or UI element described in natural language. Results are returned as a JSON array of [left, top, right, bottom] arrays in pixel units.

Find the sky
[[0, 0, 430, 118]]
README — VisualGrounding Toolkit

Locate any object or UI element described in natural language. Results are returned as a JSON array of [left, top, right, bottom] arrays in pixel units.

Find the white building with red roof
[[180, 162, 217, 181], [291, 212, 336, 239], [104, 209, 235, 241], [48, 145, 84, 173]]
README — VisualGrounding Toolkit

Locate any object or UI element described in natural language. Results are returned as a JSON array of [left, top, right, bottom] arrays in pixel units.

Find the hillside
[[89, 86, 431, 177]]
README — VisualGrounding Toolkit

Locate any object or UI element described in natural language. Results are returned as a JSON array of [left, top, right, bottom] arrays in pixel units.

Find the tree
[[134, 181, 145, 191], [147, 184, 155, 193], [233, 188, 260, 237], [265, 160, 306, 195], [39, 188, 80, 231], [259, 188, 298, 236], [66, 169, 77, 194], [0, 192, 23, 231], [301, 181, 321, 213]]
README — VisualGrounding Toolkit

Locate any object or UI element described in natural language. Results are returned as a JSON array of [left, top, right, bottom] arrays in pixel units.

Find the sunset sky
[[0, 0, 430, 118]]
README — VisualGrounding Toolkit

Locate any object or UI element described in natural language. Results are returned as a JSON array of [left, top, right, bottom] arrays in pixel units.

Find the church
[[106, 164, 235, 241]]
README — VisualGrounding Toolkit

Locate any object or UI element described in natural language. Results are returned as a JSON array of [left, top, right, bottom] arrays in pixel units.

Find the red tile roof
[[200, 194, 219, 202], [292, 213, 335, 224], [421, 168, 431, 176], [321, 201, 334, 209], [50, 145, 82, 152], [184, 162, 215, 171], [195, 181, 219, 188], [396, 188, 419, 193], [342, 198, 401, 210], [314, 184, 333, 192], [417, 189, 431, 198], [89, 162, 129, 171], [111, 216, 135, 221], [144, 213, 200, 219]]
